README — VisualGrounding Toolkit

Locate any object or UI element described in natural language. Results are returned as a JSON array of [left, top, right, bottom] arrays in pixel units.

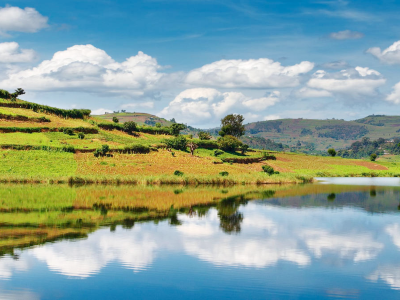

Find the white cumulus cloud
[[159, 88, 280, 126], [387, 82, 400, 104], [0, 6, 48, 36], [329, 30, 364, 40], [0, 44, 176, 98], [185, 58, 314, 88], [306, 67, 385, 99], [0, 42, 37, 63], [367, 41, 400, 65]]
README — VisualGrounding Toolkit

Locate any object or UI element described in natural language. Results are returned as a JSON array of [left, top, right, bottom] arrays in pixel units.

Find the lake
[[1, 179, 400, 299]]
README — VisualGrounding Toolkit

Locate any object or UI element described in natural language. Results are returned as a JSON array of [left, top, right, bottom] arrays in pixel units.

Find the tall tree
[[219, 114, 245, 138]]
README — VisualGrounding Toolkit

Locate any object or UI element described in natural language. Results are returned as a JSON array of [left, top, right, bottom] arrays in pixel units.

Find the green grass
[[0, 150, 77, 176]]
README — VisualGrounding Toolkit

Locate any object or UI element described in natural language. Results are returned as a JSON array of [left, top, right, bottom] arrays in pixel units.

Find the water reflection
[[0, 182, 400, 298]]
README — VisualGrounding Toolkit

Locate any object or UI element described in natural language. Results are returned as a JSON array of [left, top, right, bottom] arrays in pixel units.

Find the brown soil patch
[[352, 161, 388, 170]]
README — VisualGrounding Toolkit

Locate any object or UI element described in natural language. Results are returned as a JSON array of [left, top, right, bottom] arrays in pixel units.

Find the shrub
[[214, 149, 224, 157], [198, 131, 212, 140], [328, 148, 337, 157], [123, 121, 138, 134], [64, 128, 74, 135], [163, 136, 187, 151], [193, 139, 219, 149], [240, 144, 249, 154], [262, 165, 275, 175], [174, 170, 184, 176], [122, 144, 150, 154], [0, 89, 10, 99], [370, 153, 377, 161], [219, 171, 229, 176], [78, 132, 85, 139], [61, 145, 75, 153], [112, 117, 119, 123], [94, 144, 110, 157], [217, 135, 242, 151]]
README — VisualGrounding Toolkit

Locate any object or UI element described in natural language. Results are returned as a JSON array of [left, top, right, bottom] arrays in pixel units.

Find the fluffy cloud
[[121, 102, 155, 110], [329, 30, 364, 40], [0, 6, 48, 36], [295, 87, 333, 98], [367, 41, 400, 65], [306, 67, 386, 98], [91, 108, 113, 115], [0, 44, 175, 98], [185, 58, 314, 88], [158, 88, 280, 126], [387, 82, 400, 104], [0, 42, 37, 63]]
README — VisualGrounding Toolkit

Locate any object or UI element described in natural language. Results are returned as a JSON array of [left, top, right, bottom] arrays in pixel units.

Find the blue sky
[[1, 0, 400, 127]]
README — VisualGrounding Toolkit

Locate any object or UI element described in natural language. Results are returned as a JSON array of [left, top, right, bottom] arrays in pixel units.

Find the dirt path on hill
[[352, 161, 388, 170]]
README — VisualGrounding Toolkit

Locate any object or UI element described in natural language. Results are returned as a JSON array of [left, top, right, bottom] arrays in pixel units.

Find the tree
[[187, 141, 198, 155], [170, 123, 186, 136], [240, 144, 249, 155], [370, 153, 377, 161], [123, 121, 137, 134], [328, 148, 336, 157], [10, 88, 25, 101], [198, 131, 211, 140], [112, 117, 119, 123], [155, 123, 162, 128], [219, 114, 245, 138]]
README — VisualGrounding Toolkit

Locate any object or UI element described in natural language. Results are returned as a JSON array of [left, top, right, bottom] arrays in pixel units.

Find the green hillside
[[244, 115, 400, 152], [94, 112, 173, 126]]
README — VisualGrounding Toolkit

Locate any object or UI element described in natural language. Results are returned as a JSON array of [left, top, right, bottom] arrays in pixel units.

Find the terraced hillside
[[94, 112, 173, 126], [245, 116, 400, 151], [1, 96, 400, 183]]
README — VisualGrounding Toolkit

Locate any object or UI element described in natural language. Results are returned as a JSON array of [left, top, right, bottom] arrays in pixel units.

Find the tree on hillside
[[170, 123, 186, 136], [370, 153, 377, 161], [328, 148, 336, 157], [123, 121, 137, 134], [219, 114, 245, 138], [112, 117, 119, 123], [11, 88, 25, 101], [188, 141, 198, 155]]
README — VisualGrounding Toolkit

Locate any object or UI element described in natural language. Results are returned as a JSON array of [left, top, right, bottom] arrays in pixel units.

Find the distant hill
[[244, 115, 400, 152], [94, 112, 174, 127]]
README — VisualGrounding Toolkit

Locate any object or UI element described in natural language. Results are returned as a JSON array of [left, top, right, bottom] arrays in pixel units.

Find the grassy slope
[[0, 97, 399, 183], [244, 116, 400, 151]]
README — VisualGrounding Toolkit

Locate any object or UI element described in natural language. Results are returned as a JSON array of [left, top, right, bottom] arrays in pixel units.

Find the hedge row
[[0, 144, 75, 153], [221, 155, 276, 164], [192, 139, 219, 149], [0, 101, 91, 119], [0, 113, 50, 123], [98, 122, 173, 135], [0, 127, 98, 134]]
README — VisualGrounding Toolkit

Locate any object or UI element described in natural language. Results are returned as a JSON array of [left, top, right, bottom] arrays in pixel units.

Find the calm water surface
[[1, 180, 400, 299]]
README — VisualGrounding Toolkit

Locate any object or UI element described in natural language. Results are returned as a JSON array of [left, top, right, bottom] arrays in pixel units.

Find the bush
[[94, 144, 110, 157], [219, 171, 229, 176], [112, 117, 119, 123], [61, 145, 75, 153], [262, 165, 275, 175], [198, 131, 212, 140], [0, 89, 10, 99], [163, 136, 187, 151], [214, 149, 224, 157], [64, 128, 74, 135], [193, 139, 219, 149], [174, 170, 184, 176], [217, 135, 242, 151], [78, 132, 85, 139], [122, 144, 150, 154], [370, 153, 377, 161], [328, 148, 337, 157]]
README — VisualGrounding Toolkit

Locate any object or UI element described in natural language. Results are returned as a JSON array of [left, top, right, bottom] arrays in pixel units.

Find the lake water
[[1, 180, 400, 299]]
